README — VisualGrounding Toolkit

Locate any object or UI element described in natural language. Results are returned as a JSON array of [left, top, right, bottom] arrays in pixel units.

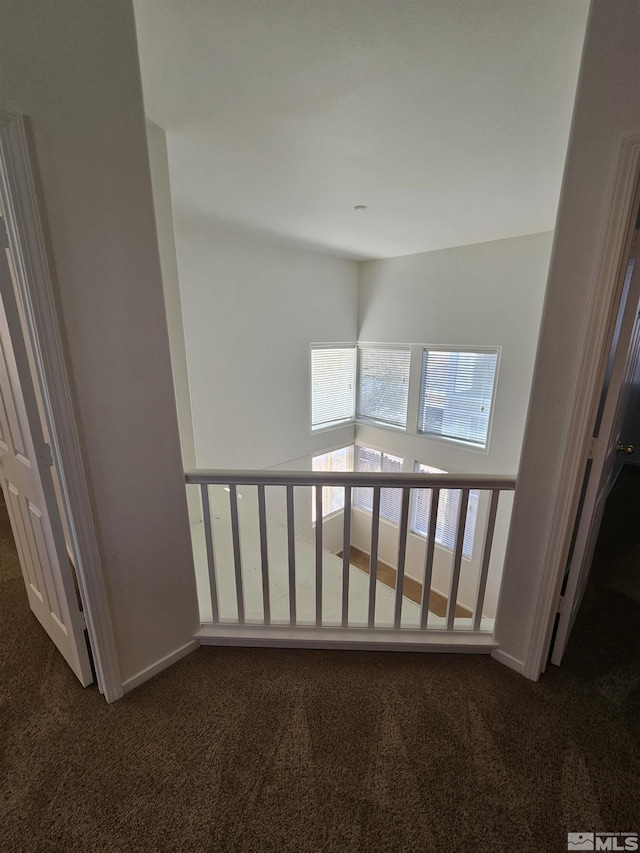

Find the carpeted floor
[[1, 472, 639, 853]]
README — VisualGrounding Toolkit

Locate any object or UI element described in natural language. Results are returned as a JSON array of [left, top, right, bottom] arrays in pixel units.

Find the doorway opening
[[545, 179, 640, 669], [557, 466, 640, 709], [0, 113, 121, 700]]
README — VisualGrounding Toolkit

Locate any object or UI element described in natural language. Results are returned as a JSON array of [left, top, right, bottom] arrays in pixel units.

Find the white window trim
[[309, 342, 357, 434], [354, 415, 407, 432], [355, 342, 412, 430], [416, 344, 501, 454], [310, 340, 501, 457]]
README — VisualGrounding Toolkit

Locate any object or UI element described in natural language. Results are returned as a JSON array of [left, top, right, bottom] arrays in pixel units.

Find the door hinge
[[588, 436, 606, 461], [557, 594, 566, 615], [35, 442, 54, 468]]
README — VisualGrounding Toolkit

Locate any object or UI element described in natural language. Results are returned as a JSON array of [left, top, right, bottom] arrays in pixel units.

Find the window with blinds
[[353, 445, 404, 523], [312, 445, 354, 520], [411, 462, 478, 559], [311, 346, 356, 430], [356, 346, 411, 428], [418, 349, 498, 447]]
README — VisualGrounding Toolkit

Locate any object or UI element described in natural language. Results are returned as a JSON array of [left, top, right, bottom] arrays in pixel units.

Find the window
[[411, 462, 478, 559], [312, 445, 354, 520], [418, 349, 498, 448], [356, 346, 411, 428], [311, 346, 356, 431], [353, 445, 404, 523]]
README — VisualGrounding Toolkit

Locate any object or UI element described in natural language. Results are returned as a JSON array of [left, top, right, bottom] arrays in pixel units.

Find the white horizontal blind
[[357, 346, 411, 427], [418, 349, 498, 447], [311, 346, 356, 430], [412, 462, 478, 559], [312, 445, 354, 520], [353, 445, 404, 523]]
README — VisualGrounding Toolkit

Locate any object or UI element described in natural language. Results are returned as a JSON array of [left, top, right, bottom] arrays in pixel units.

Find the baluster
[[315, 486, 323, 627], [200, 484, 219, 623], [257, 484, 270, 625], [445, 488, 469, 630], [342, 486, 351, 628], [394, 487, 411, 629], [472, 489, 500, 631], [286, 484, 296, 625], [367, 486, 381, 628], [420, 488, 440, 630], [229, 484, 245, 624]]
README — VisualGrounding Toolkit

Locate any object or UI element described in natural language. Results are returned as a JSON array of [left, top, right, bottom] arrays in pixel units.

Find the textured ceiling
[[134, 0, 589, 260]]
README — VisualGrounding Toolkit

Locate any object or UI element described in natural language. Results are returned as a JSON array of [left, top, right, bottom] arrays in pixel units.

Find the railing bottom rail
[[195, 623, 498, 653]]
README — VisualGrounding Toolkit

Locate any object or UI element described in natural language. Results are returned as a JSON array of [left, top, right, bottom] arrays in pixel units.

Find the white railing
[[186, 470, 516, 643]]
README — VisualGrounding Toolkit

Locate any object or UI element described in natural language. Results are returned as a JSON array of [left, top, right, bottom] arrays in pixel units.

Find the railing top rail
[[185, 469, 516, 490]]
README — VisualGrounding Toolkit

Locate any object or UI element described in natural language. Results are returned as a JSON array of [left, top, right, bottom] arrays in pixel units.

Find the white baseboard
[[121, 639, 200, 694], [491, 648, 526, 676]]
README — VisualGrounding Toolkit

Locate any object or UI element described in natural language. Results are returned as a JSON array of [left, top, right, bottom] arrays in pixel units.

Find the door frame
[[523, 134, 640, 680], [550, 252, 640, 666], [0, 112, 122, 702]]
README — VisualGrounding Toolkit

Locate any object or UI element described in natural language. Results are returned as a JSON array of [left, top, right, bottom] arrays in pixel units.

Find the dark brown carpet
[[1, 475, 639, 853]]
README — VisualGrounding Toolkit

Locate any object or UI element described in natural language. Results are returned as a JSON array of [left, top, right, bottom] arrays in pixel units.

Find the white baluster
[[367, 486, 381, 628], [200, 484, 219, 624], [257, 484, 270, 626], [394, 488, 411, 629], [229, 484, 245, 624], [472, 489, 500, 631], [315, 486, 323, 627], [445, 488, 469, 630], [286, 484, 296, 625], [342, 486, 351, 628], [420, 487, 440, 630]]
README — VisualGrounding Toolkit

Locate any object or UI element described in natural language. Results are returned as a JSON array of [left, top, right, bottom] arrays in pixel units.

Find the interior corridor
[[558, 464, 640, 715]]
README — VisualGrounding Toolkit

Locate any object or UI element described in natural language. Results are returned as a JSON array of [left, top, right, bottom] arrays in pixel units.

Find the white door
[[0, 218, 93, 686], [551, 247, 640, 666]]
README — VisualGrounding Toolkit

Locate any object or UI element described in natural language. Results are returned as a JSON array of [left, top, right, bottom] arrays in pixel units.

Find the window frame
[[355, 343, 412, 430], [416, 345, 500, 452], [310, 342, 357, 433]]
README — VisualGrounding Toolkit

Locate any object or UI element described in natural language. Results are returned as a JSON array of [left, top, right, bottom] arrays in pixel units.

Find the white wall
[[0, 0, 200, 687], [244, 234, 549, 617], [173, 214, 358, 469], [353, 233, 552, 615], [146, 121, 201, 525], [497, 0, 640, 670], [357, 232, 552, 475]]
